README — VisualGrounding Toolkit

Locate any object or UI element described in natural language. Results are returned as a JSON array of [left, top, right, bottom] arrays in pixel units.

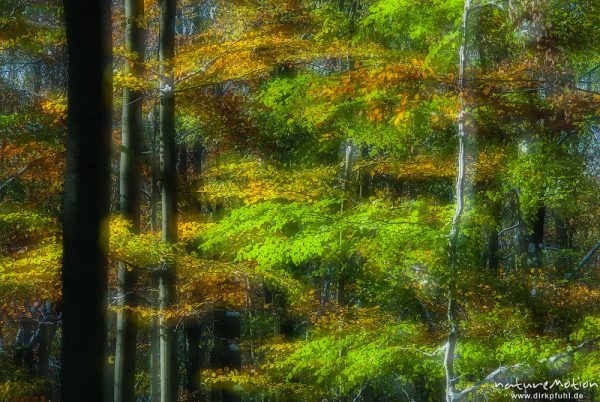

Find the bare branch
[[565, 241, 600, 279], [454, 364, 523, 401], [453, 336, 600, 400], [498, 223, 519, 237], [0, 163, 34, 195]]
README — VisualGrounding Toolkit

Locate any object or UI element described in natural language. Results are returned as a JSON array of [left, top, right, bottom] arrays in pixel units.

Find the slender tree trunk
[[14, 308, 34, 371], [191, 141, 205, 212], [337, 142, 353, 305], [358, 144, 370, 199], [37, 302, 53, 377], [527, 206, 545, 268], [556, 215, 570, 250], [486, 199, 501, 271], [151, 104, 160, 232], [445, 1, 471, 401], [211, 310, 242, 402], [151, 272, 161, 402], [555, 214, 571, 271], [159, 0, 178, 400], [184, 320, 202, 396], [61, 0, 112, 400], [178, 142, 188, 183], [264, 286, 295, 340], [179, 140, 203, 397], [114, 0, 145, 400]]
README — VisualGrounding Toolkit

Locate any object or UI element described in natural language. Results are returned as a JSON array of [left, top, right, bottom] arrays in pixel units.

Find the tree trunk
[[264, 286, 295, 340], [337, 142, 353, 305], [184, 320, 202, 396], [486, 200, 501, 271], [527, 206, 545, 268], [114, 0, 144, 400], [210, 310, 241, 402], [555, 215, 570, 250], [181, 141, 202, 397], [159, 0, 178, 400], [61, 0, 112, 400], [151, 104, 160, 232], [178, 142, 188, 182], [445, 1, 471, 401], [191, 141, 205, 212], [14, 309, 35, 372], [151, 271, 161, 402], [36, 302, 54, 378]]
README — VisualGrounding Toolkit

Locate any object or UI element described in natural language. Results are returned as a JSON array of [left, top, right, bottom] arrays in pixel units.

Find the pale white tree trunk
[[445, 1, 472, 401]]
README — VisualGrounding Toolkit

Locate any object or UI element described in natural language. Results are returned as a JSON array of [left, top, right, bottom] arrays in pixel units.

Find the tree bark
[[114, 0, 144, 400], [151, 104, 160, 232], [61, 0, 112, 400], [158, 0, 178, 401], [445, 1, 471, 401]]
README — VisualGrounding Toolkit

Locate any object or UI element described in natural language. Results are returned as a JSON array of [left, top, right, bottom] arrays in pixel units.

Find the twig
[[565, 241, 600, 279], [498, 223, 519, 237], [0, 163, 34, 195]]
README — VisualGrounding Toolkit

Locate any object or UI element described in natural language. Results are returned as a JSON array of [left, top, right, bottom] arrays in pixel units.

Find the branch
[[175, 37, 242, 85], [543, 336, 600, 364], [498, 223, 519, 237], [454, 364, 523, 401], [0, 163, 33, 195], [453, 336, 600, 401], [565, 241, 600, 279]]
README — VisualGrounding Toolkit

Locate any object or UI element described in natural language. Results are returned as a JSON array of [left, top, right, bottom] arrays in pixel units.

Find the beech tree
[[114, 0, 145, 401], [61, 0, 112, 400], [158, 0, 178, 400]]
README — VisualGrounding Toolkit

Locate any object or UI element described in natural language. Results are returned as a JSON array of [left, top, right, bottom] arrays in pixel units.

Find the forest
[[1, 0, 599, 401]]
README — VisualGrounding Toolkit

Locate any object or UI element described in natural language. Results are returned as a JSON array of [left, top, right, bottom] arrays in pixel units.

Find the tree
[[61, 0, 112, 400], [158, 0, 178, 400], [114, 0, 145, 400], [444, 1, 471, 400]]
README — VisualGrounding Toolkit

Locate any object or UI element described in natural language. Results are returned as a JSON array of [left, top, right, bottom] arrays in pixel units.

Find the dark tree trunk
[[114, 0, 144, 400], [36, 303, 51, 377], [151, 104, 160, 232], [158, 0, 178, 400], [191, 141, 204, 174], [178, 142, 188, 182], [264, 286, 295, 340], [527, 207, 545, 268], [150, 271, 161, 402], [556, 215, 571, 250], [14, 310, 35, 372], [191, 141, 205, 212], [486, 200, 501, 271], [210, 310, 242, 402], [180, 140, 201, 397], [184, 320, 202, 396], [61, 0, 112, 400]]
